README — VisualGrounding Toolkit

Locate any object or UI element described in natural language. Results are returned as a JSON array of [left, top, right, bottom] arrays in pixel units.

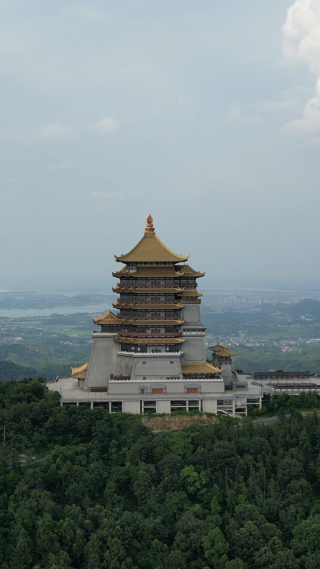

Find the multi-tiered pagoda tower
[[77, 215, 227, 413]]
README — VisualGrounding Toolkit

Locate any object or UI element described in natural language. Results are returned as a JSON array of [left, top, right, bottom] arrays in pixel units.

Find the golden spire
[[145, 214, 155, 235]]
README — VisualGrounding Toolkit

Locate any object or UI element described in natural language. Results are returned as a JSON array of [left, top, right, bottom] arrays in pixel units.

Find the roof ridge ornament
[[145, 214, 155, 235]]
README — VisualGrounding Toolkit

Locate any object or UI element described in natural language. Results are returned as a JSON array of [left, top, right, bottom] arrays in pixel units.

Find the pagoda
[[79, 215, 224, 413]]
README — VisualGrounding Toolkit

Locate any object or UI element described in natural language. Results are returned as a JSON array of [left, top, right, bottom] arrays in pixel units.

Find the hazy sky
[[1, 0, 319, 290]]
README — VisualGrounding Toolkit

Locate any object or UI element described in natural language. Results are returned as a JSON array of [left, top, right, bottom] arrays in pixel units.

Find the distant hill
[[230, 344, 320, 374], [0, 360, 37, 383], [283, 299, 320, 317], [256, 299, 320, 317]]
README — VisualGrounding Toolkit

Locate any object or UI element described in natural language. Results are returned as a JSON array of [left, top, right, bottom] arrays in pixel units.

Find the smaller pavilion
[[209, 343, 236, 386]]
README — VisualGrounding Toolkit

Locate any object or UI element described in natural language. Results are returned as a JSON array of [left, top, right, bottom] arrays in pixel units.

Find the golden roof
[[176, 264, 205, 278], [93, 310, 120, 325], [114, 336, 185, 344], [69, 363, 88, 379], [112, 287, 184, 294], [209, 343, 236, 357], [181, 362, 222, 374], [114, 216, 189, 264], [112, 302, 183, 310], [122, 319, 183, 325], [177, 289, 202, 297]]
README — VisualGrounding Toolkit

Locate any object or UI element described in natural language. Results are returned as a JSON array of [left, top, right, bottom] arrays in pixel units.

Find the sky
[[0, 0, 319, 291]]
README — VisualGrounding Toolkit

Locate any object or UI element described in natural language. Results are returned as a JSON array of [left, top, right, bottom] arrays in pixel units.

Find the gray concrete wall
[[84, 336, 118, 389], [131, 356, 183, 380], [157, 400, 171, 414], [108, 379, 224, 395], [181, 337, 206, 362], [122, 401, 141, 414], [220, 362, 233, 386], [182, 305, 202, 325], [203, 399, 218, 413]]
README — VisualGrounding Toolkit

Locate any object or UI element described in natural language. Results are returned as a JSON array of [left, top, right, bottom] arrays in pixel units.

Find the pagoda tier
[[113, 287, 185, 293], [112, 265, 204, 279], [113, 302, 184, 310], [119, 319, 183, 326]]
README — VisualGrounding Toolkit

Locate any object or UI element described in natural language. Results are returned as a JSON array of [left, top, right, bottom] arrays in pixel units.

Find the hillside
[[0, 360, 37, 382], [230, 344, 320, 374], [1, 378, 320, 568]]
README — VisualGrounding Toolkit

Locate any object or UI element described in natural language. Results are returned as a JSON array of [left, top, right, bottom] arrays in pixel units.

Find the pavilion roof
[[69, 363, 88, 379], [177, 289, 202, 297], [176, 264, 205, 277], [209, 343, 236, 357], [114, 215, 189, 264], [93, 310, 120, 325], [181, 362, 222, 374]]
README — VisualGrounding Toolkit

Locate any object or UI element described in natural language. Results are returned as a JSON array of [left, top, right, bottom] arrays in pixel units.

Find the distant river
[[0, 304, 111, 318]]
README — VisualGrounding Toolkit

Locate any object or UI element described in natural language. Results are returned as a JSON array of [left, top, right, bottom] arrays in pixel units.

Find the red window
[[152, 388, 163, 394], [187, 388, 198, 394]]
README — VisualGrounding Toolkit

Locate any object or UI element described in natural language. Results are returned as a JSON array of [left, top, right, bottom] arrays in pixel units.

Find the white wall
[[122, 401, 141, 414], [203, 399, 218, 414], [156, 400, 171, 414]]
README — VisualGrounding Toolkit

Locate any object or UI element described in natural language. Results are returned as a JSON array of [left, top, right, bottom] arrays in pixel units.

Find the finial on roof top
[[145, 214, 155, 234]]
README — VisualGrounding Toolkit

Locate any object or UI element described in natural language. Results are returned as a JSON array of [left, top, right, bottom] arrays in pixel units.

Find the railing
[[117, 332, 182, 338], [117, 351, 183, 356], [110, 375, 131, 381], [109, 375, 223, 382], [116, 283, 197, 288], [116, 299, 177, 304], [182, 330, 206, 336], [93, 331, 118, 335], [117, 316, 181, 320]]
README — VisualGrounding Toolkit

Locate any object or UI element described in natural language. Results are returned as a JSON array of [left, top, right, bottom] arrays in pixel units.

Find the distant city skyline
[[0, 0, 319, 285]]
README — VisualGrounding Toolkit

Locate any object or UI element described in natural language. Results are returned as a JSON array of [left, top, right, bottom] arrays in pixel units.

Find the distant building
[[254, 371, 310, 381], [58, 216, 262, 416]]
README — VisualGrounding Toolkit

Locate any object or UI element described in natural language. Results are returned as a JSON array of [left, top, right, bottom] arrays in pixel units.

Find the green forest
[[1, 379, 320, 568]]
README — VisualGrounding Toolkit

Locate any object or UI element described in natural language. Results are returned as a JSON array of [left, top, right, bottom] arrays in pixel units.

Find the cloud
[[93, 117, 119, 133], [46, 162, 74, 171], [282, 0, 320, 136], [226, 104, 262, 125], [258, 85, 313, 114], [90, 192, 143, 199], [283, 77, 320, 135], [64, 5, 110, 23], [0, 151, 10, 160], [39, 124, 71, 140]]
